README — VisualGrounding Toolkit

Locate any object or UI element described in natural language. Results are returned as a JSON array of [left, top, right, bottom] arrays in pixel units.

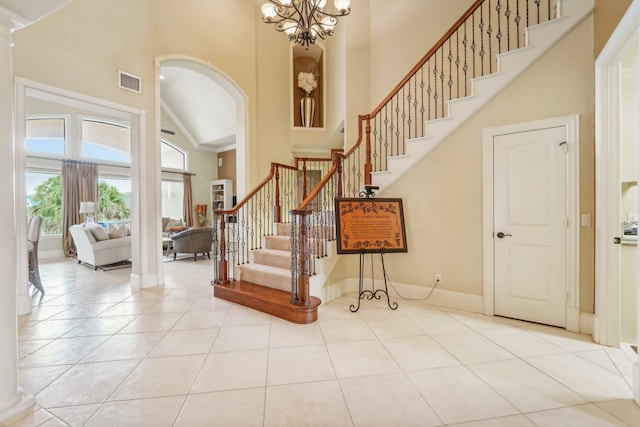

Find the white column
[[0, 16, 34, 423]]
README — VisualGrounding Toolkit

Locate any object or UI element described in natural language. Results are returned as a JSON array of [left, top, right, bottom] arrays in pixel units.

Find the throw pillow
[[167, 218, 184, 229], [86, 222, 110, 241], [168, 226, 187, 233], [108, 224, 126, 239]]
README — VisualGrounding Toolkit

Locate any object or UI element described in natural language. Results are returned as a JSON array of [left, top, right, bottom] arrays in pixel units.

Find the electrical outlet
[[435, 274, 442, 284]]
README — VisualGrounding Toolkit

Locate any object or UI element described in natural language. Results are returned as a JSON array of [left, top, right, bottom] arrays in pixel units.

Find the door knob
[[496, 232, 512, 238]]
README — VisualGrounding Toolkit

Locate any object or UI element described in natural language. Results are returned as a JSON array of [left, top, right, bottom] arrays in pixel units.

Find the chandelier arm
[[262, 0, 351, 48]]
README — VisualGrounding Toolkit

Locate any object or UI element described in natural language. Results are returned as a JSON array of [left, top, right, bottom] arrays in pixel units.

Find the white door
[[493, 126, 567, 327]]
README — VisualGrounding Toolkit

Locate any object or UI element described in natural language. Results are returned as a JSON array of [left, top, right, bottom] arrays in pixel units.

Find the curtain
[[62, 160, 98, 256], [183, 173, 194, 227]]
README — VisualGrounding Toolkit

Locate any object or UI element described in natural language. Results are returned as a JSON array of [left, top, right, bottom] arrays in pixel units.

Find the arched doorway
[[157, 57, 248, 201]]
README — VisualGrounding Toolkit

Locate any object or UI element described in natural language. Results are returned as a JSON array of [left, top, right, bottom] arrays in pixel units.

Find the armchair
[[170, 227, 213, 261]]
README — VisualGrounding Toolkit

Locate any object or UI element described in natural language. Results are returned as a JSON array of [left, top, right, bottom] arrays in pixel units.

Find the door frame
[[594, 0, 640, 350], [482, 115, 580, 332]]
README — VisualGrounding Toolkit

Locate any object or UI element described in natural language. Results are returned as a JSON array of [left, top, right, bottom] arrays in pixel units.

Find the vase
[[301, 95, 315, 127]]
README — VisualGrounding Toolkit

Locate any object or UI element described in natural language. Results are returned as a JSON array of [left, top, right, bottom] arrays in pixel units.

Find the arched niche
[[292, 44, 325, 128]]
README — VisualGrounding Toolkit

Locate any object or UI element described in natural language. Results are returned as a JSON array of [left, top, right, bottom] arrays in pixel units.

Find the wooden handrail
[[213, 161, 296, 216], [298, 163, 339, 210], [368, 0, 484, 120]]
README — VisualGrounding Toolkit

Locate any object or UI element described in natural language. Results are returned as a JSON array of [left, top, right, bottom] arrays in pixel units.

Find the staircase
[[213, 0, 595, 323], [237, 223, 293, 293]]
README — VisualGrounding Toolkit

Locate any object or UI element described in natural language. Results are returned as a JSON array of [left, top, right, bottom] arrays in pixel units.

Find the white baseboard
[[40, 249, 65, 260], [579, 312, 595, 337], [130, 272, 161, 289], [634, 362, 640, 405], [318, 277, 484, 313], [0, 389, 34, 424]]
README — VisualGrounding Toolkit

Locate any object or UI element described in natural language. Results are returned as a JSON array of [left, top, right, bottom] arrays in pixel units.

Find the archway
[[156, 57, 248, 201]]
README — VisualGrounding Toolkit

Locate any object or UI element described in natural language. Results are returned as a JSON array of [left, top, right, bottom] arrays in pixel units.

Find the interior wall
[[11, 0, 260, 185], [594, 0, 633, 57], [337, 15, 596, 314], [367, 0, 476, 105], [218, 150, 237, 196]]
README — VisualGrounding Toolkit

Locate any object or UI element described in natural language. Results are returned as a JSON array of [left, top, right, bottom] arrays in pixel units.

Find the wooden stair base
[[213, 280, 321, 324]]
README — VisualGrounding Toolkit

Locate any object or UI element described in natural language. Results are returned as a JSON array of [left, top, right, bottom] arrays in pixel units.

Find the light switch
[[218, 158, 222, 167], [581, 214, 592, 227]]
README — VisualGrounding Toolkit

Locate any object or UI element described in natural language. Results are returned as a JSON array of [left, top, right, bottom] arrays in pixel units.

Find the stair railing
[[345, 0, 558, 192], [212, 157, 335, 285], [289, 0, 562, 303]]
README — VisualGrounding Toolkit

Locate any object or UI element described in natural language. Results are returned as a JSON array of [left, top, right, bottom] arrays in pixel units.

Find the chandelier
[[261, 0, 351, 48]]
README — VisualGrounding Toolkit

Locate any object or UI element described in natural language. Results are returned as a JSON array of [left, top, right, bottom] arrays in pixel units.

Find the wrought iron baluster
[[440, 47, 445, 117], [487, 0, 493, 74], [395, 93, 400, 154], [479, 4, 485, 76], [448, 38, 453, 104], [433, 55, 439, 118], [471, 12, 477, 78], [455, 29, 460, 99], [419, 66, 425, 139], [496, 0, 502, 55], [505, 0, 511, 51], [463, 22, 468, 97]]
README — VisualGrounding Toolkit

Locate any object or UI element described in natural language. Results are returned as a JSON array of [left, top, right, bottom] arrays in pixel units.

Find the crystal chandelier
[[261, 0, 351, 48]]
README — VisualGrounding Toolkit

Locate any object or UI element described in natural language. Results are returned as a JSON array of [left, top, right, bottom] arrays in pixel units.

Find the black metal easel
[[349, 185, 398, 313], [349, 248, 398, 312]]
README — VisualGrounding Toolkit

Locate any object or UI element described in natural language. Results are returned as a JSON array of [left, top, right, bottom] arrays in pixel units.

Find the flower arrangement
[[297, 71, 317, 96]]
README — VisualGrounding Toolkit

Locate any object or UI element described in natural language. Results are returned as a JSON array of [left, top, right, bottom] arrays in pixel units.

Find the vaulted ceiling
[[160, 65, 237, 152]]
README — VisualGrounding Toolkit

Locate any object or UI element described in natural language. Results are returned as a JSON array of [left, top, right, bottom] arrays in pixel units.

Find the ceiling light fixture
[[261, 0, 351, 48]]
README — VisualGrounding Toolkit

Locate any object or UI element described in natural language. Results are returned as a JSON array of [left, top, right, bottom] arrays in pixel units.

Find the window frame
[[161, 138, 188, 172]]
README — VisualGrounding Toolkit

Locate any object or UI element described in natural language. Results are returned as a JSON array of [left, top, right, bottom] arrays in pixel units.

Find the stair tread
[[238, 262, 290, 275], [254, 248, 291, 256]]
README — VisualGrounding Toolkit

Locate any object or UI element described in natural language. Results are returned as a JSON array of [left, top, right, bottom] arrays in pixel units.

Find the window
[[82, 119, 131, 164], [98, 177, 131, 221], [26, 118, 66, 156], [161, 140, 187, 170], [162, 180, 183, 219], [27, 171, 63, 235]]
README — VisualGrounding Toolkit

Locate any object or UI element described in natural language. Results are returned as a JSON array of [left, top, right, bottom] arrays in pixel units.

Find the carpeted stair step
[[275, 222, 291, 236], [265, 235, 291, 251], [253, 248, 292, 270], [236, 263, 291, 293]]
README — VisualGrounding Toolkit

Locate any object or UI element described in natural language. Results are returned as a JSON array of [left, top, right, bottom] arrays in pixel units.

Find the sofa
[[170, 227, 213, 261], [69, 222, 132, 270]]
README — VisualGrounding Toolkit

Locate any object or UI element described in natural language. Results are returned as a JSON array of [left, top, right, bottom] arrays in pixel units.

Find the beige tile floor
[[4, 257, 640, 426]]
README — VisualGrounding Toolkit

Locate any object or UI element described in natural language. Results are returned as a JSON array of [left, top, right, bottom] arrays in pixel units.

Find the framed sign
[[335, 198, 407, 254]]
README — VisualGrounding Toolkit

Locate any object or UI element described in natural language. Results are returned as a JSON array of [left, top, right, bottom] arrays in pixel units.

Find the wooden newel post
[[216, 215, 229, 284], [291, 209, 311, 305]]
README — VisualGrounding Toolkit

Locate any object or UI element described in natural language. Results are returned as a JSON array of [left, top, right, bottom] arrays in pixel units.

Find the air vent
[[118, 71, 141, 93]]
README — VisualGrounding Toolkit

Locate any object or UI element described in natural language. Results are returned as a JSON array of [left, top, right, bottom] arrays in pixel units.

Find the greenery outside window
[[27, 171, 63, 234], [98, 177, 131, 221]]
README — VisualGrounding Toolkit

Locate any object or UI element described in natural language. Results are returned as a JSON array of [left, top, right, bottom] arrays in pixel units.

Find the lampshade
[[79, 201, 97, 214], [261, 2, 276, 19], [334, 0, 351, 12]]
